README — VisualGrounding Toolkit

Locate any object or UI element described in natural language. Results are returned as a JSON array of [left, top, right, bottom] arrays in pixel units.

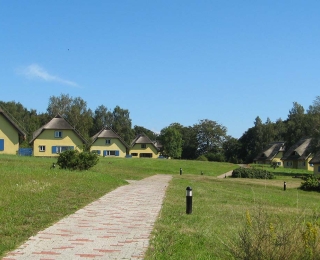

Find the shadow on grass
[[273, 171, 312, 178]]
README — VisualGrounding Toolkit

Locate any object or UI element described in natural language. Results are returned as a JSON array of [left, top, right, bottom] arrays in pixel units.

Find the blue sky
[[1, 1, 320, 138]]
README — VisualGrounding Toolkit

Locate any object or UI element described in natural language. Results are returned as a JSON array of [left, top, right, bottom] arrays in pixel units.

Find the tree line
[[1, 94, 320, 163]]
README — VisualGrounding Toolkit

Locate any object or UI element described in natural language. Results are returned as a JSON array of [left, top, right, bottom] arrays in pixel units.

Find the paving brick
[[4, 174, 172, 260]]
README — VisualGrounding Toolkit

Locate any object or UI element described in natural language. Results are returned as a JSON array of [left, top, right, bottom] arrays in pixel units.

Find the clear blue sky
[[1, 1, 320, 138]]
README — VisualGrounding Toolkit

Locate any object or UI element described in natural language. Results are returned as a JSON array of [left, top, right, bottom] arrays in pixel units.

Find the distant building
[[309, 152, 320, 175], [254, 141, 285, 165], [130, 133, 160, 158], [281, 137, 313, 171], [90, 127, 129, 157], [0, 108, 26, 155], [30, 115, 87, 156]]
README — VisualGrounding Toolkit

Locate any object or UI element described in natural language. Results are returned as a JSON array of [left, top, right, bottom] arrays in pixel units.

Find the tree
[[223, 136, 241, 163], [47, 94, 93, 140], [194, 119, 227, 156], [160, 123, 198, 159], [90, 105, 113, 136], [159, 126, 183, 158], [110, 106, 134, 144], [133, 125, 158, 141], [47, 94, 72, 117], [284, 102, 311, 148]]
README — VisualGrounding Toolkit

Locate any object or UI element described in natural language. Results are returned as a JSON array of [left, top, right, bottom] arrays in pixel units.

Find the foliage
[[194, 119, 227, 156], [196, 155, 208, 161], [110, 105, 134, 144], [169, 123, 198, 160], [223, 135, 242, 163], [90, 104, 113, 136], [228, 207, 320, 260], [232, 167, 275, 179], [47, 94, 94, 140], [133, 125, 158, 141], [206, 152, 225, 162], [57, 150, 99, 170], [300, 176, 320, 191], [159, 126, 183, 158]]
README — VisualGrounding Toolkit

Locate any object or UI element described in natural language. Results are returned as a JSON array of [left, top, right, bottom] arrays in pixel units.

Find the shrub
[[300, 176, 320, 191], [196, 155, 208, 161], [57, 150, 99, 171], [227, 208, 320, 260], [232, 167, 275, 179], [206, 152, 225, 162]]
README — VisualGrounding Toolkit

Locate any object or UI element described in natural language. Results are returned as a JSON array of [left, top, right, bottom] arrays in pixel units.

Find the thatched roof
[[29, 115, 87, 144], [310, 152, 320, 164], [90, 127, 129, 148], [254, 141, 285, 161], [281, 137, 312, 161], [131, 133, 159, 150], [0, 107, 26, 138]]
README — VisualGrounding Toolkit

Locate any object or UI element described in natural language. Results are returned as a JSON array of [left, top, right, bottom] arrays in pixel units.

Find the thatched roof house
[[30, 115, 87, 156], [254, 141, 285, 165], [281, 137, 313, 170], [90, 127, 129, 157]]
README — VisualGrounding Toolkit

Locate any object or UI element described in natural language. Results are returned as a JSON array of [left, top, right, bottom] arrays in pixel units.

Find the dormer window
[[54, 131, 62, 138], [141, 144, 146, 148], [106, 139, 111, 144]]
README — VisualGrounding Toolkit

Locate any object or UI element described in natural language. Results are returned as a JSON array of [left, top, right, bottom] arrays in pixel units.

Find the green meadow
[[1, 155, 319, 259]]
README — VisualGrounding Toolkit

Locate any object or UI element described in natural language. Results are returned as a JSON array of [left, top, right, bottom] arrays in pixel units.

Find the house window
[[91, 150, 101, 155], [52, 146, 74, 154], [140, 153, 152, 158], [141, 144, 146, 148], [106, 139, 111, 144], [54, 131, 62, 138], [318, 166, 320, 173], [103, 150, 119, 156], [131, 153, 138, 156], [39, 145, 46, 152], [0, 139, 4, 151], [277, 162, 281, 166]]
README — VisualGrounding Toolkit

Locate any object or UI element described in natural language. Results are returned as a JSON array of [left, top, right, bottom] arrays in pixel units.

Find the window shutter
[[97, 150, 101, 155], [0, 139, 4, 151], [103, 150, 107, 156], [52, 146, 57, 154], [115, 150, 119, 156]]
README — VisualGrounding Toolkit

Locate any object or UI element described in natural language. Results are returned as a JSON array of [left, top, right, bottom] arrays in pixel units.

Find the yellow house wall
[[33, 129, 84, 157], [313, 163, 320, 175], [90, 138, 127, 157], [0, 115, 20, 155], [130, 144, 158, 158], [298, 158, 314, 171], [283, 160, 293, 168], [272, 152, 283, 166]]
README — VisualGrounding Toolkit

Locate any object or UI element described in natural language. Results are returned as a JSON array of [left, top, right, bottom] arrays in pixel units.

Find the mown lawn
[[0, 155, 236, 257]]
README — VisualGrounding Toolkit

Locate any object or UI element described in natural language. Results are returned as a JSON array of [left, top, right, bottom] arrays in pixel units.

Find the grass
[[145, 172, 320, 259], [0, 154, 236, 257], [1, 156, 319, 259]]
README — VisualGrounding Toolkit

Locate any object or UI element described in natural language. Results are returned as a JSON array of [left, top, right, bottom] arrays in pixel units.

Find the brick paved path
[[3, 174, 172, 260]]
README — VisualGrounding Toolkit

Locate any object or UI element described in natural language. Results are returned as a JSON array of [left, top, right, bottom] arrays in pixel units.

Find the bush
[[232, 167, 275, 179], [196, 155, 208, 161], [300, 176, 320, 191], [227, 207, 320, 260], [206, 152, 225, 162], [57, 150, 99, 171]]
